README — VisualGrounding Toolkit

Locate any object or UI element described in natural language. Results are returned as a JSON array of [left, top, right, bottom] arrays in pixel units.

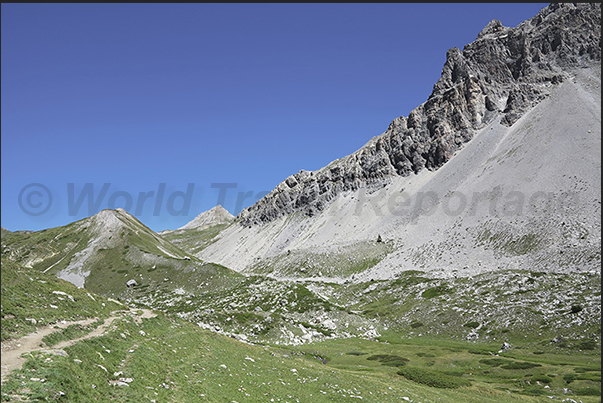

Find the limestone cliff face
[[239, 3, 601, 226]]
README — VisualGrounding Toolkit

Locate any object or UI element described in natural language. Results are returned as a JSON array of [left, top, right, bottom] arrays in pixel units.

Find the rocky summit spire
[[238, 3, 601, 226]]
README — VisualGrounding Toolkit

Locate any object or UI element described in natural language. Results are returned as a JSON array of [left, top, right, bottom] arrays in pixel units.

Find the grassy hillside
[[159, 223, 231, 255], [1, 210, 243, 301], [0, 257, 122, 342]]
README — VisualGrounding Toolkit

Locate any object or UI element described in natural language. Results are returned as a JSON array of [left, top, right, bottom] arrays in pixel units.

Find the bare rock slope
[[198, 3, 601, 279], [239, 3, 600, 226]]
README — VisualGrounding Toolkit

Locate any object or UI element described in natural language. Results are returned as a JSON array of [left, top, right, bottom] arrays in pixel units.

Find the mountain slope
[[158, 205, 236, 255], [238, 3, 600, 226], [1, 208, 242, 299], [2, 209, 384, 345], [194, 3, 601, 280], [175, 204, 234, 231], [0, 257, 123, 342]]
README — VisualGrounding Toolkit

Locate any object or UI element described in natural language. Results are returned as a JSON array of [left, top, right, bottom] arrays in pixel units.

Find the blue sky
[[1, 3, 548, 232]]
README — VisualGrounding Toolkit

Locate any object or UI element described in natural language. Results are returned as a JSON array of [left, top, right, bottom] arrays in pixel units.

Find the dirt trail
[[1, 308, 156, 384]]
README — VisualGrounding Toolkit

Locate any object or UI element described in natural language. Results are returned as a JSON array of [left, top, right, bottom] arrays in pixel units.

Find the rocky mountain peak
[[88, 208, 129, 232], [477, 19, 505, 39], [237, 3, 600, 227], [178, 205, 235, 231]]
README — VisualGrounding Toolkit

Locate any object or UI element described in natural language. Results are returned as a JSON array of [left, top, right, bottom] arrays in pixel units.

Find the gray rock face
[[239, 3, 601, 226]]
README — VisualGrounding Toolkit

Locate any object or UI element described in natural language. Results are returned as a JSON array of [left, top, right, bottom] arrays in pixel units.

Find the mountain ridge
[[0, 208, 242, 299], [196, 3, 601, 279], [237, 3, 600, 226]]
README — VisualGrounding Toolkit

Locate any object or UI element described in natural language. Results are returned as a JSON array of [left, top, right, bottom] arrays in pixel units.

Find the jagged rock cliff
[[238, 3, 600, 226]]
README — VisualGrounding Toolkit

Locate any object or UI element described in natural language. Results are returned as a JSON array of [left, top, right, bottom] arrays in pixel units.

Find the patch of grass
[[575, 372, 602, 382], [0, 258, 121, 342], [42, 320, 104, 347], [500, 361, 542, 370], [575, 366, 601, 372], [396, 367, 471, 388], [421, 284, 449, 299], [530, 374, 552, 384], [366, 354, 410, 367], [572, 387, 601, 396], [577, 340, 598, 350], [479, 358, 512, 367], [468, 348, 491, 355], [517, 387, 548, 396]]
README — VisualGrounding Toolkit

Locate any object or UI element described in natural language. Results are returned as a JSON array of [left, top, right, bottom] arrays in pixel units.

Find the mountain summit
[[177, 205, 234, 231]]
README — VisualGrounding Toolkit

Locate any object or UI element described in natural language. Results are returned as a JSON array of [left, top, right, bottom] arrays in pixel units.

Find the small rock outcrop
[[238, 3, 600, 226]]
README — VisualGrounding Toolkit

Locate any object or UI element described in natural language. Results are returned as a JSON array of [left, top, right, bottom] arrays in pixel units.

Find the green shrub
[[577, 340, 597, 350], [501, 361, 542, 370], [346, 351, 367, 356], [572, 387, 601, 396], [421, 285, 449, 299], [366, 354, 389, 361], [410, 321, 424, 329], [576, 372, 601, 382], [463, 321, 480, 329], [574, 366, 601, 373], [396, 367, 471, 388], [563, 373, 577, 383], [479, 358, 511, 367], [530, 375, 552, 384], [570, 305, 583, 314], [366, 354, 409, 367]]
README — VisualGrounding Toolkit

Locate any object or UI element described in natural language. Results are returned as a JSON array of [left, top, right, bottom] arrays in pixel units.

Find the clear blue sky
[[1, 3, 549, 232]]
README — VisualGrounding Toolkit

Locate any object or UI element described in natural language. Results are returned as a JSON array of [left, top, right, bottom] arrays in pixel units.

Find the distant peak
[[210, 205, 230, 214], [89, 208, 139, 231], [177, 205, 235, 231]]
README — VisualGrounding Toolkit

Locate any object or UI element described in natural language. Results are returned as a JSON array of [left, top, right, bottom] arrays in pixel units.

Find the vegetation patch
[[572, 387, 602, 396], [396, 367, 471, 388], [577, 340, 598, 350], [366, 354, 410, 367], [529, 374, 552, 384], [42, 320, 104, 347], [500, 361, 542, 370], [479, 358, 513, 367], [410, 321, 424, 329], [421, 284, 449, 299]]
